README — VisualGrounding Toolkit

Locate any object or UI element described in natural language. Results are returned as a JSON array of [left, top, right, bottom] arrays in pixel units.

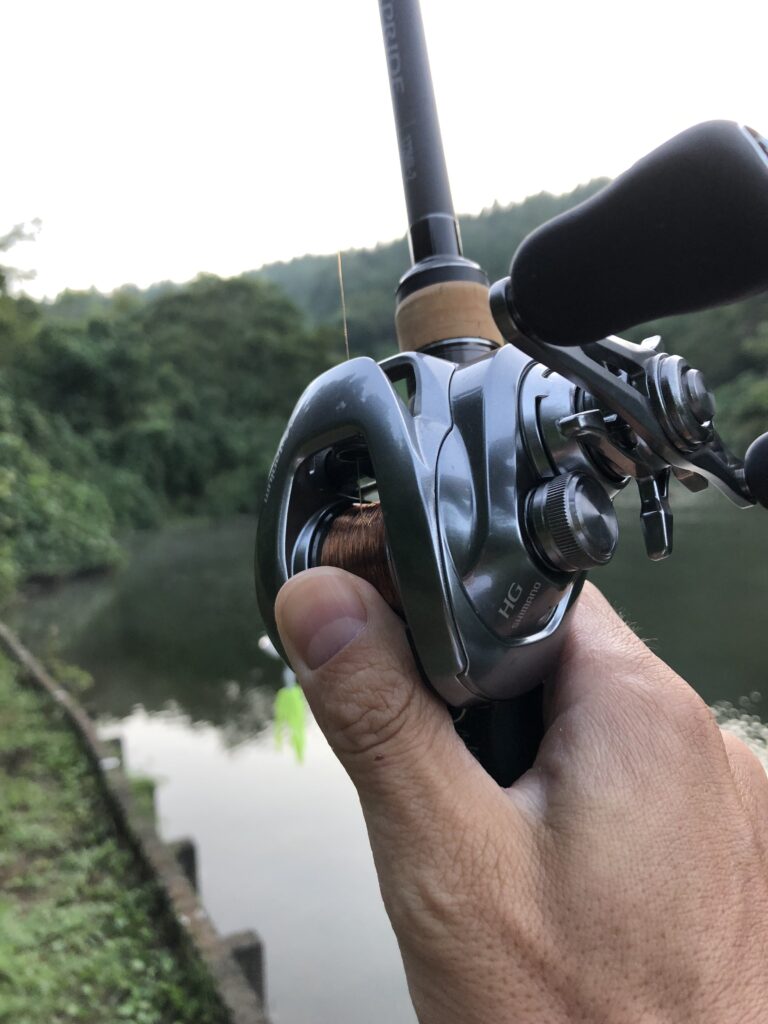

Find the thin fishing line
[[337, 251, 351, 362]]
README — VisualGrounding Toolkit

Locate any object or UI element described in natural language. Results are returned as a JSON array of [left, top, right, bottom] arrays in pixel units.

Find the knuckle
[[637, 684, 729, 781], [608, 619, 661, 676], [722, 728, 768, 779], [607, 643, 716, 755], [664, 685, 720, 748], [564, 596, 662, 686]]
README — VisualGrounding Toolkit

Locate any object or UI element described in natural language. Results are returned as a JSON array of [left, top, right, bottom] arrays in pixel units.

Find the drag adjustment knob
[[527, 473, 619, 572]]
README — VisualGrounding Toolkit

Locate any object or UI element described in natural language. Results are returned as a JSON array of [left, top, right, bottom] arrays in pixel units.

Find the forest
[[2, 180, 767, 599]]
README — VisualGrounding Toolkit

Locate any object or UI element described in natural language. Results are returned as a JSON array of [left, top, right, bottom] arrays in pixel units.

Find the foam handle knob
[[507, 121, 768, 347], [745, 432, 768, 508]]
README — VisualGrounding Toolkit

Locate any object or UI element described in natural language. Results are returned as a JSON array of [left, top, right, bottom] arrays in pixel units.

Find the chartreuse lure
[[259, 634, 308, 762], [274, 673, 307, 763]]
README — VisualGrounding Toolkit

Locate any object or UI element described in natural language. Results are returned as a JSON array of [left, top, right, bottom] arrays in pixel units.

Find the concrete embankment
[[0, 621, 270, 1024]]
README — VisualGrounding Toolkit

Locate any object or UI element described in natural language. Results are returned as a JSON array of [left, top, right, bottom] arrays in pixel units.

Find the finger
[[543, 583, 682, 724], [537, 583, 726, 788], [721, 728, 768, 838], [274, 567, 508, 835]]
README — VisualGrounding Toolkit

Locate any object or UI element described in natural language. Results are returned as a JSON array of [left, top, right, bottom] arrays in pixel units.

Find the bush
[[0, 399, 122, 589]]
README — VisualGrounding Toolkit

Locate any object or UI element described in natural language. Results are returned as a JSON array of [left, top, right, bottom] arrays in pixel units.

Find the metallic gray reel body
[[255, 344, 623, 707]]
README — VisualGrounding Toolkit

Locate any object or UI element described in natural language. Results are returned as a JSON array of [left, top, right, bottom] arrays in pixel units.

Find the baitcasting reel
[[256, 119, 768, 711]]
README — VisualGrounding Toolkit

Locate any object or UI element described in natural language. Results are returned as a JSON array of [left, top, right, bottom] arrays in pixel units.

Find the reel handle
[[506, 121, 768, 347], [745, 432, 768, 508]]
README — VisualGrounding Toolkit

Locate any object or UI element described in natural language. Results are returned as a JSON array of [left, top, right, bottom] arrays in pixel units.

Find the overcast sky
[[4, 0, 767, 299]]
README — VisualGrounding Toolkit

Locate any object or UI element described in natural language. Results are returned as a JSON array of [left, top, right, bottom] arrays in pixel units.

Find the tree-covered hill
[[1, 274, 337, 596], [253, 180, 768, 451], [252, 181, 611, 358], [2, 178, 767, 595], [253, 180, 768, 398]]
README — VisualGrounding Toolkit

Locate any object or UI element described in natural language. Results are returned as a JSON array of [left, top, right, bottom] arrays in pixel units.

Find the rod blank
[[378, 0, 462, 262]]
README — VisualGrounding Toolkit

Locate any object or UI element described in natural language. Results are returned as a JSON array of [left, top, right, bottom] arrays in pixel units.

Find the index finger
[[531, 583, 731, 795]]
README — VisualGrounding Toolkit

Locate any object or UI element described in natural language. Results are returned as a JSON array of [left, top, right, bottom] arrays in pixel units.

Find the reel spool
[[319, 503, 402, 615]]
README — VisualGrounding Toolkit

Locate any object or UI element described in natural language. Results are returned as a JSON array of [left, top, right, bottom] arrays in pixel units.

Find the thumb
[[274, 566, 487, 823]]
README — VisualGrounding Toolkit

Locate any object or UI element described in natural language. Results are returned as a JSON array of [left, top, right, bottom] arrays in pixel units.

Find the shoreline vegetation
[[0, 648, 230, 1024], [2, 174, 767, 1020], [2, 182, 767, 598]]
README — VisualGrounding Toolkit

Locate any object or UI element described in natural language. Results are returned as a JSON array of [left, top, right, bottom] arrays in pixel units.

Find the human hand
[[275, 567, 768, 1024]]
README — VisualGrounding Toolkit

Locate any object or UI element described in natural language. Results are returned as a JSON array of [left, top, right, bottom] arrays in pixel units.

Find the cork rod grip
[[395, 280, 505, 352]]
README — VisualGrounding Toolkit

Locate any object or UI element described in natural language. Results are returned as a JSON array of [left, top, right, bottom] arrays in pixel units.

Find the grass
[[0, 652, 229, 1024]]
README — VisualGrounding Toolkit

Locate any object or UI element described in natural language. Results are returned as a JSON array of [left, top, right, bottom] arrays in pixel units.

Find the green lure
[[273, 674, 307, 763], [259, 634, 308, 762]]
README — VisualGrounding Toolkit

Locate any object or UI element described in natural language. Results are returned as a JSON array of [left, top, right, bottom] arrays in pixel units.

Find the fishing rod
[[256, 0, 768, 785]]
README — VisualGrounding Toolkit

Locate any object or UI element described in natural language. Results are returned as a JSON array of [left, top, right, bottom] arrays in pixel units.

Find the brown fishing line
[[319, 503, 402, 613]]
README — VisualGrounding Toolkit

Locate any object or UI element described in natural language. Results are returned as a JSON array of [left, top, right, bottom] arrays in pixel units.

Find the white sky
[[4, 0, 767, 300]]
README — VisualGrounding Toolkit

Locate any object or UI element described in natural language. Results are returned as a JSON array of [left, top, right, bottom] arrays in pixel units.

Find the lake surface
[[10, 488, 768, 1023]]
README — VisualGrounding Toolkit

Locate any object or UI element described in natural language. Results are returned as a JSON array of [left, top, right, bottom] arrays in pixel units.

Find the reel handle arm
[[491, 279, 754, 507]]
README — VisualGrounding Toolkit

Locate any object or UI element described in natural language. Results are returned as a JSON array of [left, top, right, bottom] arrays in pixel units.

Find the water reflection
[[14, 519, 284, 725], [8, 493, 768, 1024], [12, 492, 768, 723], [102, 709, 417, 1024]]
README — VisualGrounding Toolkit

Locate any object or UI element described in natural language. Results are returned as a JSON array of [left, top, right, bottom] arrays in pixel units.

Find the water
[[9, 489, 768, 1024], [99, 711, 412, 1024], [12, 520, 418, 1024]]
